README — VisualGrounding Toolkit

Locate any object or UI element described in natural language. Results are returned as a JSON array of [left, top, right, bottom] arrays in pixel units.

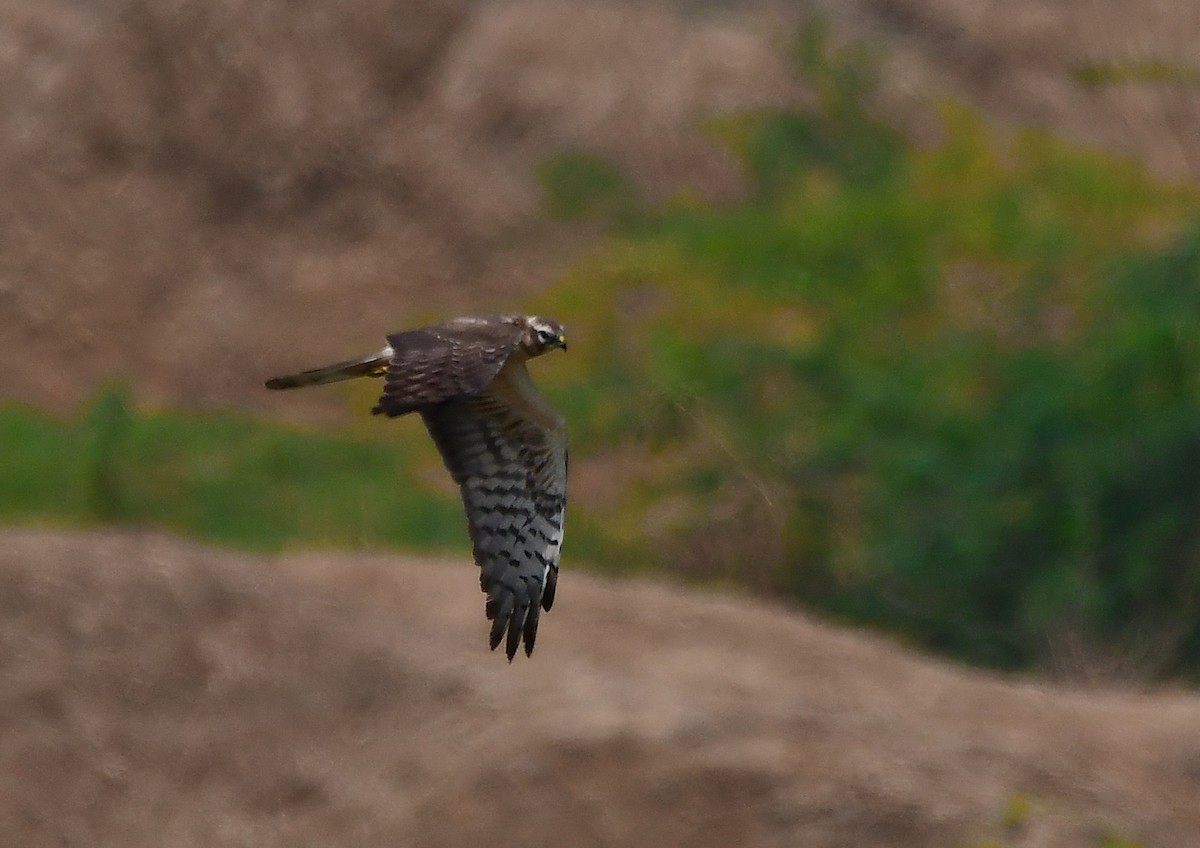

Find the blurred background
[[2, 0, 1200, 846]]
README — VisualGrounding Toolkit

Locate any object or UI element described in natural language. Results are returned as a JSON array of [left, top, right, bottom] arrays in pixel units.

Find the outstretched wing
[[420, 359, 567, 659], [372, 317, 524, 417]]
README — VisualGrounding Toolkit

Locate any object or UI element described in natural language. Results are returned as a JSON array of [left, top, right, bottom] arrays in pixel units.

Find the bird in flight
[[265, 313, 568, 660]]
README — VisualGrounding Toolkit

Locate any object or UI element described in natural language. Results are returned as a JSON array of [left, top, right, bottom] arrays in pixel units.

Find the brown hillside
[[6, 1, 1200, 417], [821, 0, 1200, 180], [0, 0, 803, 416], [1, 528, 1198, 847]]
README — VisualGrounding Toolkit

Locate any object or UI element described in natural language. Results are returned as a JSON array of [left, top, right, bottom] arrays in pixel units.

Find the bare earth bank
[[1, 529, 1197, 847]]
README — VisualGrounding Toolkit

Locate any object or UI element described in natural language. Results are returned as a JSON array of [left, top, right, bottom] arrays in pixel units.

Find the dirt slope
[[1, 528, 1197, 847]]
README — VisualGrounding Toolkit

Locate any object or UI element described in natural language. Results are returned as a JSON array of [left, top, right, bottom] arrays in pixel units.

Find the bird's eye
[[537, 329, 556, 343]]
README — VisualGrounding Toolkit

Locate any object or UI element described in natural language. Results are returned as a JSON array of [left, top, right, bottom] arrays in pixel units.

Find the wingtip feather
[[522, 603, 540, 657], [505, 608, 524, 661]]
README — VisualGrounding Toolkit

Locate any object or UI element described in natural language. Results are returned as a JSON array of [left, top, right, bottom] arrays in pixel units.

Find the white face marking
[[527, 316, 565, 351]]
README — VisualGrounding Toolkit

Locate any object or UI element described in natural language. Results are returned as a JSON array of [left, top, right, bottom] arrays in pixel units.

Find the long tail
[[264, 348, 390, 390]]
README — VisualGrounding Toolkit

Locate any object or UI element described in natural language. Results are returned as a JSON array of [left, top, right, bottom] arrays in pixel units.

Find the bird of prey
[[265, 313, 568, 660]]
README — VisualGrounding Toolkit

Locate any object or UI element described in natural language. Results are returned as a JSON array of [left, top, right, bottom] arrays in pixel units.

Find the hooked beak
[[556, 334, 568, 351]]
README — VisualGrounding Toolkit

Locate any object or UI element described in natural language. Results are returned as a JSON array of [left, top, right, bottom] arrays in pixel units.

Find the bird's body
[[266, 313, 568, 660]]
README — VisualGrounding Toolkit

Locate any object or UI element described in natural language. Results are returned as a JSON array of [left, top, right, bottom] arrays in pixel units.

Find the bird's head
[[519, 315, 568, 356]]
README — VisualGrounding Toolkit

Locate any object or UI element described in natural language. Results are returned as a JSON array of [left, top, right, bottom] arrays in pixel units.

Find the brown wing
[[371, 316, 524, 417], [420, 360, 567, 660]]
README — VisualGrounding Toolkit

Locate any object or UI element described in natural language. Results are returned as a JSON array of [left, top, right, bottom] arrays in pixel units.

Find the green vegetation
[[999, 791, 1032, 831], [0, 387, 466, 553], [971, 791, 1145, 848], [538, 151, 639, 223], [5, 27, 1200, 677], [1071, 58, 1200, 88], [1096, 836, 1145, 848], [534, 28, 1200, 677]]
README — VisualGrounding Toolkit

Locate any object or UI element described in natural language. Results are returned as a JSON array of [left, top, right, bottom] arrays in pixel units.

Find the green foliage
[[0, 390, 465, 553], [1096, 836, 1145, 848], [1071, 58, 1200, 88], [534, 27, 1200, 677], [85, 382, 134, 520], [1000, 791, 1032, 830], [538, 151, 639, 223]]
